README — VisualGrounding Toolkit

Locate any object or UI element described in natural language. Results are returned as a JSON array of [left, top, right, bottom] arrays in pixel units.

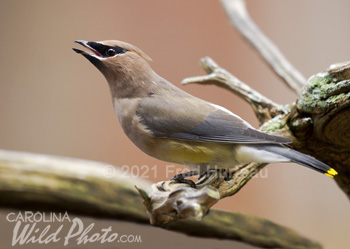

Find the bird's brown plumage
[[73, 40, 337, 177]]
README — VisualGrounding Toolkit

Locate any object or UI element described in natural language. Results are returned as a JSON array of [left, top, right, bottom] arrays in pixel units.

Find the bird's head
[[73, 40, 153, 83]]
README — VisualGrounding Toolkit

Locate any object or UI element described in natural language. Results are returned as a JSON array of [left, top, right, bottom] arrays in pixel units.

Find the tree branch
[[0, 149, 321, 249], [220, 0, 306, 93], [182, 56, 288, 124]]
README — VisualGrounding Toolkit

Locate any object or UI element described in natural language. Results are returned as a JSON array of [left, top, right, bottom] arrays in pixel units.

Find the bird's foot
[[171, 171, 198, 188], [223, 169, 234, 181]]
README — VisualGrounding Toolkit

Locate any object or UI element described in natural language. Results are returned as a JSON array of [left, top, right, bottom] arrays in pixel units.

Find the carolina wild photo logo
[[6, 211, 142, 246]]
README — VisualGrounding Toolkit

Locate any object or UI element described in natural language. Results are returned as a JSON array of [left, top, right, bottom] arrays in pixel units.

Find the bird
[[73, 40, 337, 186]]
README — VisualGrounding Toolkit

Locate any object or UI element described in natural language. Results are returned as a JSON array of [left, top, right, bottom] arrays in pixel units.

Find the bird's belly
[[145, 138, 239, 169]]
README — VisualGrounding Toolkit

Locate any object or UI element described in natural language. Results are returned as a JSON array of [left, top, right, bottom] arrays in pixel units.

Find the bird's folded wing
[[137, 97, 291, 144]]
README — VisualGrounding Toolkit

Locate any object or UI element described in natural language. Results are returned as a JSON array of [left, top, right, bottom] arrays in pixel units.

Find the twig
[[183, 56, 285, 124], [220, 0, 306, 93], [0, 149, 320, 249]]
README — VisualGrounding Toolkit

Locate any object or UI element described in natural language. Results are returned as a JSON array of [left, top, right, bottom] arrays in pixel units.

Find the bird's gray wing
[[137, 97, 291, 144]]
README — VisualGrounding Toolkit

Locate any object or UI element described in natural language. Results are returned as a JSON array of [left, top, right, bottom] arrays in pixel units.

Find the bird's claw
[[171, 176, 196, 188]]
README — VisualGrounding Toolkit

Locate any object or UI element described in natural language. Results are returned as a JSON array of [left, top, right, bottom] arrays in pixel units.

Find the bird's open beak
[[73, 40, 103, 59], [73, 40, 104, 68]]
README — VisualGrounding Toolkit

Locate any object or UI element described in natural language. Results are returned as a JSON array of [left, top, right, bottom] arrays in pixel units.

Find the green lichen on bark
[[298, 63, 350, 114], [284, 62, 350, 200], [260, 114, 288, 134]]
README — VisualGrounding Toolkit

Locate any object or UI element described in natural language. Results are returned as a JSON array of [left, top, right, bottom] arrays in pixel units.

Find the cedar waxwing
[[73, 40, 337, 185]]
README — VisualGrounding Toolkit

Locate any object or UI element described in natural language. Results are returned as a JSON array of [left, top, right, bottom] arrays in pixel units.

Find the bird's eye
[[106, 48, 116, 56]]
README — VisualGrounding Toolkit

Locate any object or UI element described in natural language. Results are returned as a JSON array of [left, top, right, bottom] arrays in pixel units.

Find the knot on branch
[[139, 181, 220, 225], [137, 164, 268, 225], [296, 61, 350, 150]]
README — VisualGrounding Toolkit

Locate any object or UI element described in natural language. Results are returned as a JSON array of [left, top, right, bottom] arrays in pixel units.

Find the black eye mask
[[87, 42, 129, 58]]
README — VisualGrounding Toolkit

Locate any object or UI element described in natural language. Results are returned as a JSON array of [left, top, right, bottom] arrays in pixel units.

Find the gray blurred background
[[0, 0, 349, 248]]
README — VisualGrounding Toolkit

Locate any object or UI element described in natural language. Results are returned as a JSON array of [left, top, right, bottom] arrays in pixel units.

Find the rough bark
[[293, 62, 350, 198]]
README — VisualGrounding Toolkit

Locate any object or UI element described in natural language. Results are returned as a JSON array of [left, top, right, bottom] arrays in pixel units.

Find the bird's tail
[[254, 144, 338, 178]]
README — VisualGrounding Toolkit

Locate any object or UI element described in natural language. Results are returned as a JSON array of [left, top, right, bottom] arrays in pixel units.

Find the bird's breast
[[113, 97, 150, 149]]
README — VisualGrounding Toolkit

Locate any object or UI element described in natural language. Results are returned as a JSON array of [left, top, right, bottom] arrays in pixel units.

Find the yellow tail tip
[[325, 168, 338, 178]]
